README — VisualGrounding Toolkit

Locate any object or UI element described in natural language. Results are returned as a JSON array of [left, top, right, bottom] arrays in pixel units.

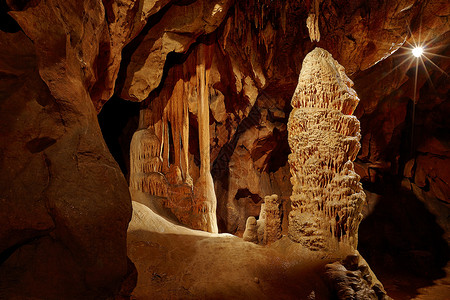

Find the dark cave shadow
[[97, 96, 140, 180], [358, 182, 449, 299]]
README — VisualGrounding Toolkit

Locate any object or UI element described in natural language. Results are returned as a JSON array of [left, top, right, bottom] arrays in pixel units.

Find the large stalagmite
[[287, 47, 365, 251]]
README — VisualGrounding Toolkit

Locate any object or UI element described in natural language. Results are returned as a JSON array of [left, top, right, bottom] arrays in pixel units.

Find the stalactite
[[162, 114, 170, 172], [287, 48, 365, 251], [222, 17, 232, 50], [307, 0, 321, 42], [130, 46, 205, 231], [168, 78, 184, 171]]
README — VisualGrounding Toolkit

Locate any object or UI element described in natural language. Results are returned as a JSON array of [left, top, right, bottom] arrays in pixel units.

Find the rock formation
[[263, 194, 283, 244], [243, 216, 259, 243], [306, 0, 321, 42], [195, 44, 219, 233], [128, 43, 218, 233], [119, 0, 233, 102], [324, 253, 390, 300], [287, 47, 365, 250], [130, 127, 168, 196], [243, 194, 282, 245], [0, 28, 132, 300]]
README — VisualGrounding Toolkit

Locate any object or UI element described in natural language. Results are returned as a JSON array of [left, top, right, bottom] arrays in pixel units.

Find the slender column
[[182, 78, 192, 186], [196, 43, 218, 233]]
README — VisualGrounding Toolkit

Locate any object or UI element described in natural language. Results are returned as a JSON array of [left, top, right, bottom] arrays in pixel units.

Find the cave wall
[[0, 1, 133, 298], [354, 30, 450, 241], [0, 30, 131, 300]]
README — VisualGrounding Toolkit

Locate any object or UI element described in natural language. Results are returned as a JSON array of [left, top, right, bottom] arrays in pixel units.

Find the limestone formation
[[287, 47, 365, 250], [0, 29, 131, 299], [129, 43, 218, 233], [130, 127, 168, 197], [243, 216, 258, 243], [307, 0, 321, 42], [120, 0, 233, 102], [324, 253, 390, 300], [243, 194, 282, 245], [263, 194, 283, 244], [195, 43, 219, 233], [1, 0, 449, 298], [256, 203, 267, 244]]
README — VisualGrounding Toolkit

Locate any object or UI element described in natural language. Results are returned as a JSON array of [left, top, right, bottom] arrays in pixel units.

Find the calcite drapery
[[129, 126, 168, 197], [129, 43, 218, 233], [287, 47, 365, 250]]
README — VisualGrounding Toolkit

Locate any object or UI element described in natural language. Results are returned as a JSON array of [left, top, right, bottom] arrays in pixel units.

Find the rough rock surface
[[0, 29, 132, 299], [324, 253, 390, 300], [287, 48, 365, 250], [119, 0, 233, 102]]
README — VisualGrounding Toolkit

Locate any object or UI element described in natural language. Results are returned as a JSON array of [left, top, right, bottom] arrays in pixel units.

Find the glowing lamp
[[412, 47, 423, 58]]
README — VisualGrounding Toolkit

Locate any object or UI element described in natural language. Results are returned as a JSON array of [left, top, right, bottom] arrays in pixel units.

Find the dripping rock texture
[[288, 48, 365, 251]]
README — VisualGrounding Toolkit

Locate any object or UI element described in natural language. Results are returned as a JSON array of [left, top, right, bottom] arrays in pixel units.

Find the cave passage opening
[[98, 95, 140, 181]]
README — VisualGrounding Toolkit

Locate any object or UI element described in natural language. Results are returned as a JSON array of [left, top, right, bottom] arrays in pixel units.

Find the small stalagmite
[[243, 203, 266, 245], [243, 216, 258, 243], [243, 194, 282, 245], [263, 194, 282, 244], [287, 47, 365, 250]]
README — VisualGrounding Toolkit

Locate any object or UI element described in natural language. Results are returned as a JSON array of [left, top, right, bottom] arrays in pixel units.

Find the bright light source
[[412, 47, 423, 58]]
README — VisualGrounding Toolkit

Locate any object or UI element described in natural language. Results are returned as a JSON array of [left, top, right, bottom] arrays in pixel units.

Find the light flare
[[412, 46, 423, 57], [362, 18, 449, 157]]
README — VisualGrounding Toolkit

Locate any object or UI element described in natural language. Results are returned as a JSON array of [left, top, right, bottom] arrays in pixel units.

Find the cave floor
[[127, 190, 345, 299], [127, 190, 450, 299]]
